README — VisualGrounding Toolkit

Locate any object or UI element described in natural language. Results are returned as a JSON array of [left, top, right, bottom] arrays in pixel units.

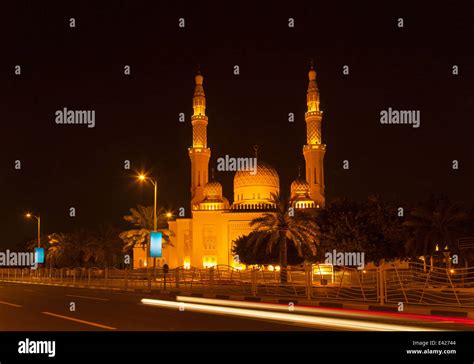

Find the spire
[[189, 67, 211, 209], [211, 167, 215, 180], [307, 61, 320, 112], [253, 145, 259, 159], [298, 166, 301, 178], [193, 67, 206, 116], [303, 61, 326, 207]]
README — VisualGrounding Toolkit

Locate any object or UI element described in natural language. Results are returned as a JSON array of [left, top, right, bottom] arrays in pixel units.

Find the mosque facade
[[134, 66, 326, 269]]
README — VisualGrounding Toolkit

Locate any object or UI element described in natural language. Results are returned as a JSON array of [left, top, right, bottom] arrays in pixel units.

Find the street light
[[25, 213, 41, 248], [137, 173, 158, 277], [137, 174, 158, 231]]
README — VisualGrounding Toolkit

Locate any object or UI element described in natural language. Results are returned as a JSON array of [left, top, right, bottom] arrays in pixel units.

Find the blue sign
[[35, 247, 45, 264], [150, 232, 163, 258]]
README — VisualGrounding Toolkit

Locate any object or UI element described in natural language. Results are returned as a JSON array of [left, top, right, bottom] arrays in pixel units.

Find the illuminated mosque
[[134, 65, 326, 269]]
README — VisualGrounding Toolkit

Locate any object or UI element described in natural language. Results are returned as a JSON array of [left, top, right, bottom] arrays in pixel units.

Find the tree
[[84, 225, 123, 268], [119, 205, 171, 253], [46, 230, 91, 267], [315, 196, 407, 266], [44, 227, 124, 268], [24, 234, 51, 251], [248, 193, 319, 283], [315, 198, 365, 259], [46, 233, 68, 267], [232, 232, 310, 265], [403, 195, 470, 269], [354, 196, 408, 264]]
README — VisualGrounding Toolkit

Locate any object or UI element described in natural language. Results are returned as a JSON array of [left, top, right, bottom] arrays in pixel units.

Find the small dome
[[204, 180, 222, 197], [234, 161, 279, 190], [291, 177, 310, 196]]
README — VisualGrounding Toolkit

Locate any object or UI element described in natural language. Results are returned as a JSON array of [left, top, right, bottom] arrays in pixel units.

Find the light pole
[[25, 213, 41, 248], [138, 174, 158, 277]]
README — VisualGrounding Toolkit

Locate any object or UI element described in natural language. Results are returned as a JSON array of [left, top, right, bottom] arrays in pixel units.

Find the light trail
[[141, 298, 440, 331], [176, 296, 474, 326]]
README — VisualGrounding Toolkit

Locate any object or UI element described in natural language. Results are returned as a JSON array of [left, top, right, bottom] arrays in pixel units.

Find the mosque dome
[[234, 161, 279, 190], [289, 175, 316, 209], [204, 180, 223, 198], [200, 178, 229, 211], [291, 177, 310, 196], [232, 161, 279, 210]]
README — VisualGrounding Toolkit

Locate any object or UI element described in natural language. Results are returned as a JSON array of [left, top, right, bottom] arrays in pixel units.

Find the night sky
[[0, 1, 472, 248]]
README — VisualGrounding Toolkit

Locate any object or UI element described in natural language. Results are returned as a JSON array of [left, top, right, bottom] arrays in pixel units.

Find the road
[[0, 281, 313, 331], [0, 281, 473, 331]]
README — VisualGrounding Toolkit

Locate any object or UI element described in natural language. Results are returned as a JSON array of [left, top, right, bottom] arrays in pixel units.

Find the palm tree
[[404, 196, 469, 270], [46, 230, 91, 267], [119, 205, 171, 253], [249, 193, 319, 283], [47, 233, 69, 267], [84, 225, 123, 268]]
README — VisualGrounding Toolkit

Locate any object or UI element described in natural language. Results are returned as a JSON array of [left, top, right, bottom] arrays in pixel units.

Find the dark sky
[[0, 1, 472, 248]]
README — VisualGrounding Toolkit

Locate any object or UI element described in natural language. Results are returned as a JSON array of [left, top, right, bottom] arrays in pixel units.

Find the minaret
[[303, 62, 326, 206], [188, 69, 211, 209]]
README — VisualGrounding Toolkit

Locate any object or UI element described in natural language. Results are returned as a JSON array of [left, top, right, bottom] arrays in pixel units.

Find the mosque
[[134, 65, 326, 269]]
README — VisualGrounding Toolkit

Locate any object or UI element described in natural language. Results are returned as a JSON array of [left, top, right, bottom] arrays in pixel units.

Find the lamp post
[[25, 213, 41, 248], [138, 174, 158, 277]]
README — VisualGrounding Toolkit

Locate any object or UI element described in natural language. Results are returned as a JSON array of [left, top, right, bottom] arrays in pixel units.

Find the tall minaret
[[188, 69, 211, 209], [303, 63, 326, 207]]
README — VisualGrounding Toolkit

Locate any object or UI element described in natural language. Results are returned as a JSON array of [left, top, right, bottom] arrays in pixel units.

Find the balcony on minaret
[[193, 102, 205, 116]]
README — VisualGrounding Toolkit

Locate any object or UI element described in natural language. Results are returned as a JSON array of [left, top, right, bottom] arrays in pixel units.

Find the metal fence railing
[[384, 262, 474, 307], [1, 263, 473, 308]]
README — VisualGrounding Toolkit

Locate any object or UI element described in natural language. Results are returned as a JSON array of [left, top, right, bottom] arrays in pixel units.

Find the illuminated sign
[[35, 247, 45, 264], [150, 232, 162, 258]]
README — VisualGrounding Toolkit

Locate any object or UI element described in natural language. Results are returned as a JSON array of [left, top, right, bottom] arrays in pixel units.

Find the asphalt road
[[0, 281, 472, 331], [0, 281, 315, 331]]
